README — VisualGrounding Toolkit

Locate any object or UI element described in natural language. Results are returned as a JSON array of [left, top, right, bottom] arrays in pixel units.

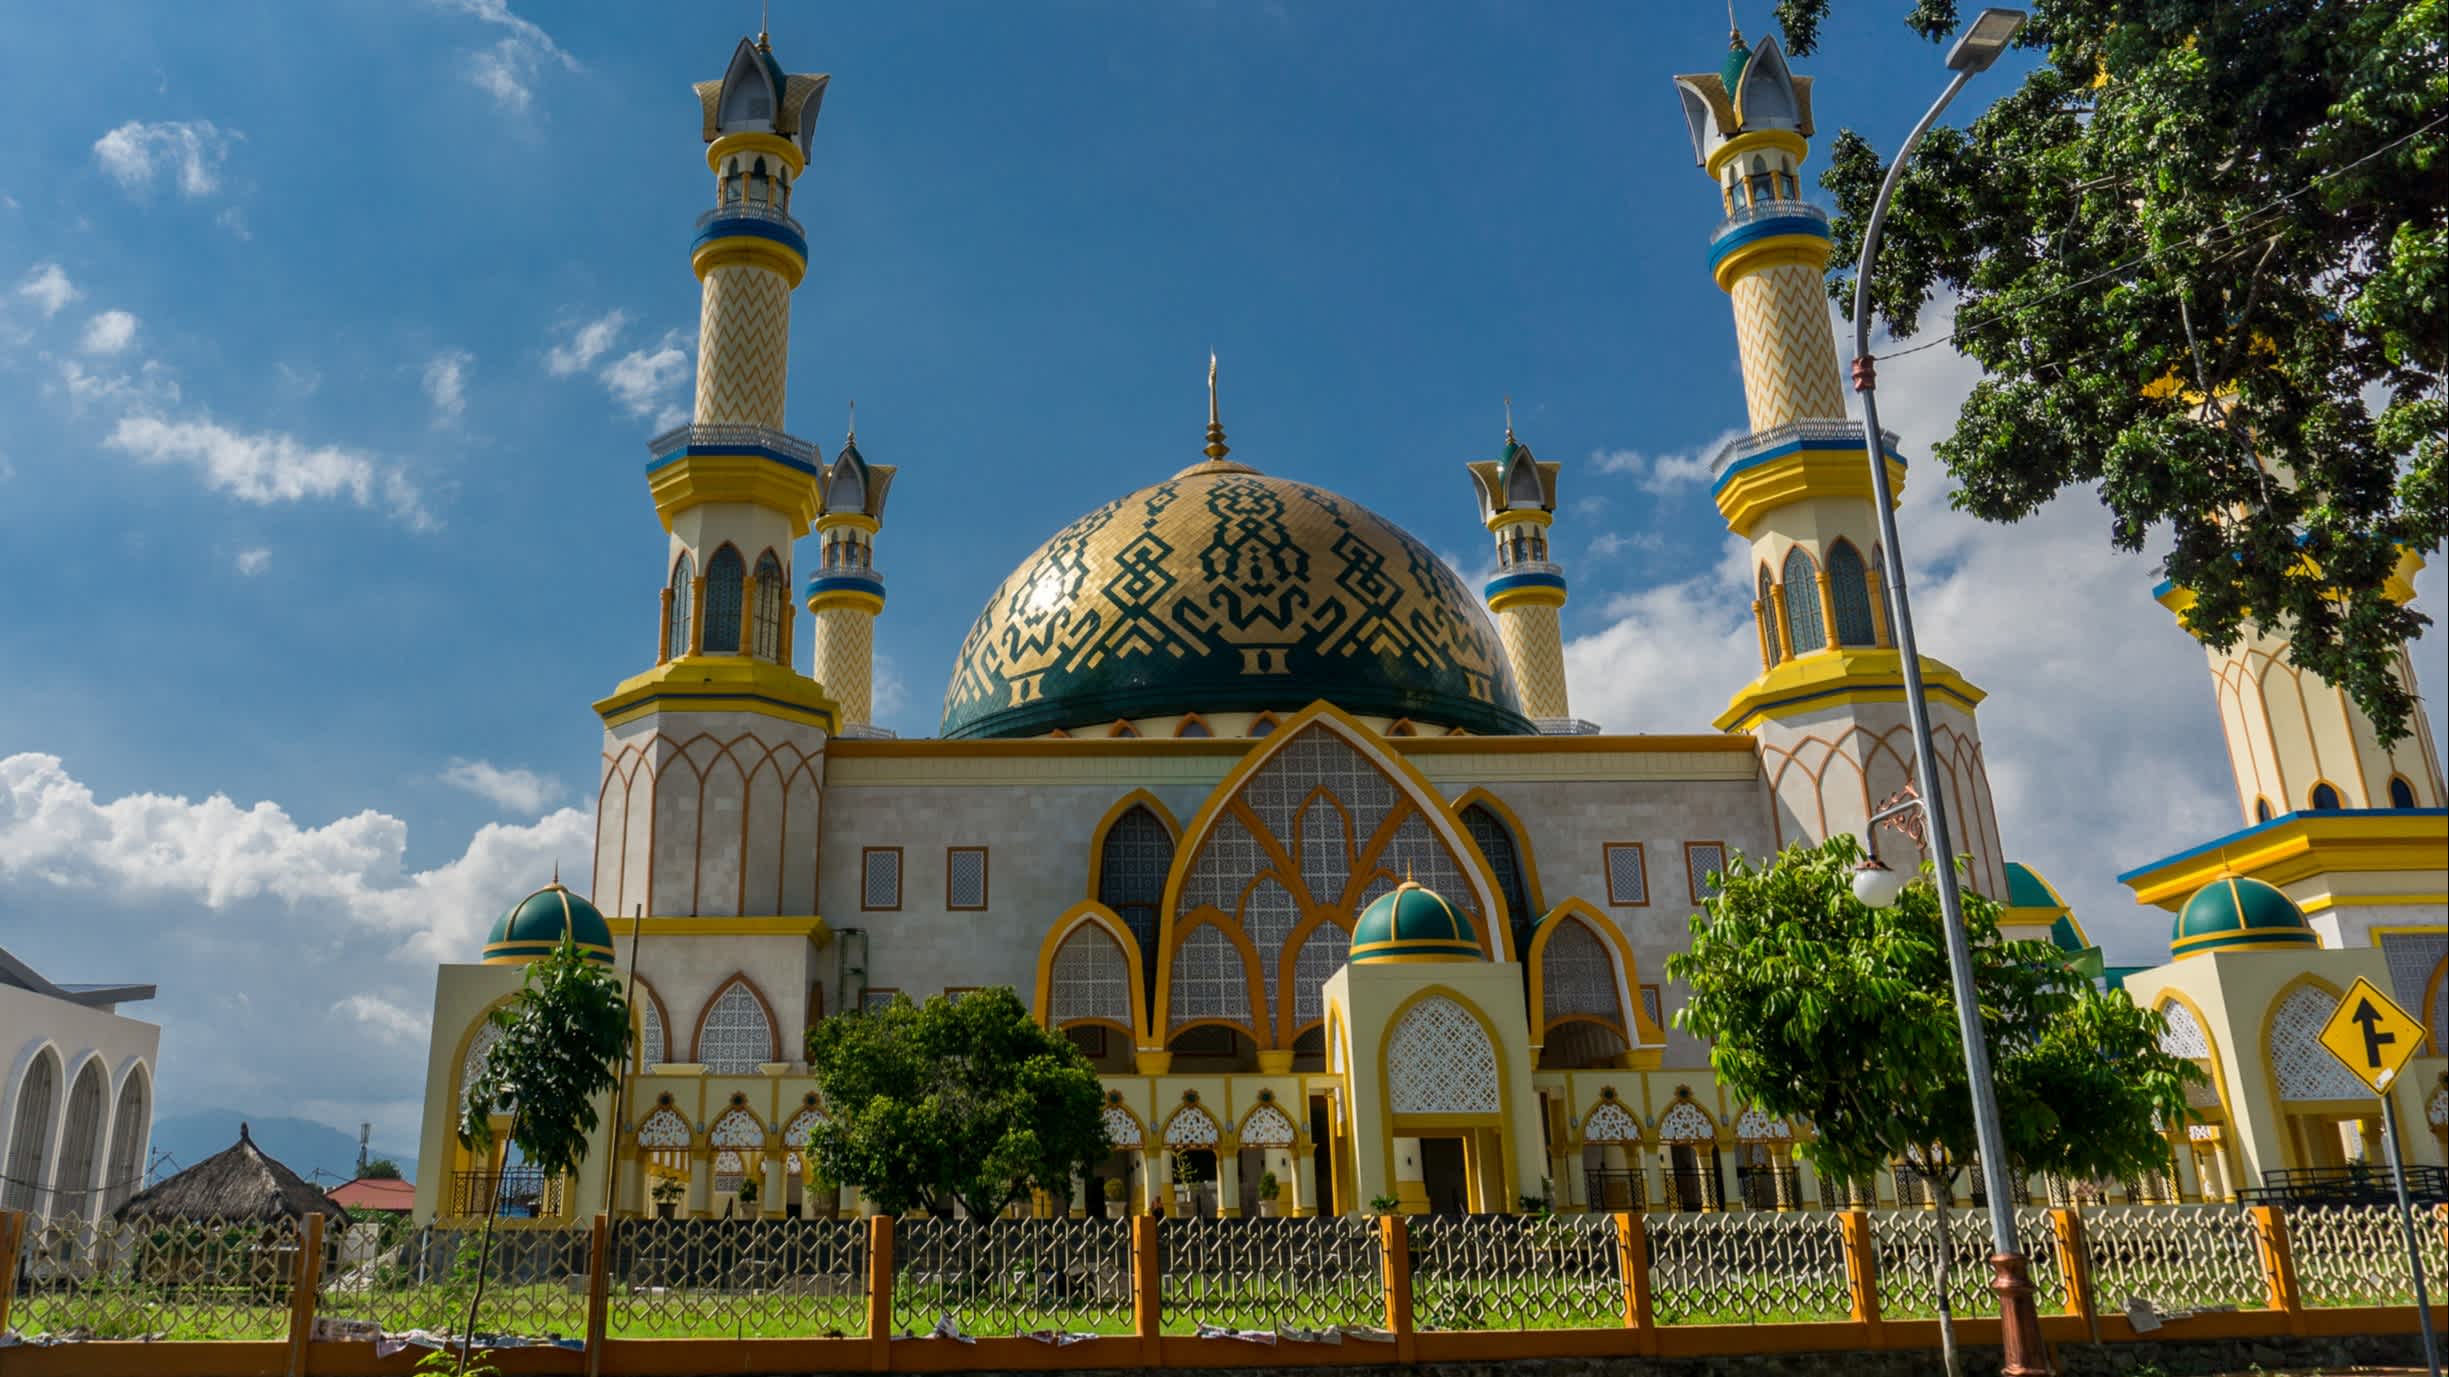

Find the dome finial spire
[[846, 398, 856, 445], [1503, 394, 1515, 445], [757, 0, 771, 50], [1204, 352, 1230, 461], [1727, 0, 1742, 46]]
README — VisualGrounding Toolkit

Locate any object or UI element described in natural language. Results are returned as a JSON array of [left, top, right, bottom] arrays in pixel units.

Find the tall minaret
[[1467, 409, 1576, 728], [806, 409, 894, 730], [591, 31, 839, 925], [1674, 29, 2008, 894]]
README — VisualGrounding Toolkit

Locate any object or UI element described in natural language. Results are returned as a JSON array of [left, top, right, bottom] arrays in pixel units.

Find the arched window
[[1247, 713, 1279, 737], [1098, 805, 1174, 1008], [1175, 716, 1212, 738], [667, 553, 695, 661], [2254, 796, 2275, 823], [2388, 775, 2418, 809], [2309, 782, 2342, 811], [703, 544, 746, 655], [1780, 547, 1825, 654], [1461, 803, 1533, 952], [1826, 540, 1876, 646], [52, 1060, 107, 1221], [1756, 566, 1782, 665], [2, 1051, 59, 1213], [103, 1072, 147, 1215], [748, 156, 769, 206], [751, 550, 787, 662], [696, 979, 776, 1075]]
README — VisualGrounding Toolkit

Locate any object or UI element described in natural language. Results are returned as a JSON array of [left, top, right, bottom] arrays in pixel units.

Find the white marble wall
[[594, 708, 829, 919]]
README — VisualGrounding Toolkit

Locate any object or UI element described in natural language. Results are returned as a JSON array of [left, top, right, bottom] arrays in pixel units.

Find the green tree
[[803, 987, 1108, 1221], [1784, 0, 2445, 743], [1667, 836, 2199, 1376], [455, 934, 630, 1371], [358, 1157, 404, 1180]]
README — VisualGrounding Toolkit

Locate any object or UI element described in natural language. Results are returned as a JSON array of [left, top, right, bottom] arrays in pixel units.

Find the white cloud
[[104, 415, 433, 530], [423, 349, 473, 423], [1591, 429, 1743, 494], [332, 994, 429, 1047], [545, 310, 625, 376], [1587, 529, 1662, 561], [440, 758, 562, 815], [92, 120, 239, 197], [79, 309, 139, 356], [598, 330, 692, 428], [235, 547, 271, 575], [56, 357, 181, 410], [0, 752, 591, 964], [16, 262, 79, 317], [437, 0, 580, 113]]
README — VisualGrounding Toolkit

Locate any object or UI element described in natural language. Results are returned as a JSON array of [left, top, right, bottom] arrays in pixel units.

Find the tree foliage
[[457, 935, 633, 1177], [1792, 0, 2445, 742], [1666, 836, 2200, 1191], [803, 987, 1109, 1220], [359, 1158, 404, 1181]]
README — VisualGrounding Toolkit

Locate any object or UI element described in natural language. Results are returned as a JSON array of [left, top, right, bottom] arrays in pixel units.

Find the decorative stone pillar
[[762, 1151, 786, 1219], [1143, 1149, 1169, 1216], [1291, 1147, 1318, 1217], [1069, 1172, 1088, 1220], [1217, 1152, 1242, 1218], [1393, 1137, 1428, 1214], [688, 1147, 712, 1218]]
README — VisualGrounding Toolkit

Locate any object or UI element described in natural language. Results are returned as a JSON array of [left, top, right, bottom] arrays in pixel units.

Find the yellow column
[[810, 599, 876, 723], [1291, 1147, 1318, 1217], [1725, 259, 1848, 431]]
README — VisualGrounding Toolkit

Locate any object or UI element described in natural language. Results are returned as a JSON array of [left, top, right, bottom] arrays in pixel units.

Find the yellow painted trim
[[605, 915, 831, 941], [1149, 703, 1518, 1046], [2120, 812, 2449, 910], [648, 453, 822, 535], [1713, 450, 1907, 538], [1704, 128, 1809, 180], [1373, 984, 1517, 1209], [1085, 789, 1183, 902], [706, 131, 807, 176], [1032, 901, 1153, 1045], [1712, 233, 1834, 292], [1448, 788, 1547, 918], [1488, 586, 1569, 614], [1486, 510, 1553, 533], [692, 236, 808, 289], [595, 656, 842, 733], [1715, 646, 1986, 734], [1395, 733, 1756, 757], [2159, 546, 2427, 623], [816, 512, 880, 535], [823, 731, 1760, 762], [807, 589, 885, 617]]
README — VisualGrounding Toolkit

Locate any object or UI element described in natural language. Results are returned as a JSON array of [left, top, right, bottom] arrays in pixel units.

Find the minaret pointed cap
[[1204, 353, 1230, 461]]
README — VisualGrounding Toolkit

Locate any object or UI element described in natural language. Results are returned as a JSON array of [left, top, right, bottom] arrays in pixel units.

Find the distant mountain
[[149, 1111, 415, 1188]]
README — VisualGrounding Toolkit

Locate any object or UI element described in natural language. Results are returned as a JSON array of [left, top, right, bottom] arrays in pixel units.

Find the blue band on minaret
[[1705, 212, 1831, 271], [1484, 569, 1567, 602], [692, 212, 808, 261]]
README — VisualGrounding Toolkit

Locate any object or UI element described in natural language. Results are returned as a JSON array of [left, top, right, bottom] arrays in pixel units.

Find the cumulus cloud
[[545, 310, 625, 376], [1587, 529, 1662, 561], [440, 758, 562, 815], [437, 0, 580, 114], [332, 994, 430, 1047], [599, 330, 693, 429], [423, 349, 473, 423], [79, 309, 139, 356], [1590, 429, 1744, 494], [56, 358, 181, 411], [235, 547, 271, 575], [92, 120, 239, 197], [16, 262, 79, 317], [0, 752, 591, 964], [104, 415, 433, 530]]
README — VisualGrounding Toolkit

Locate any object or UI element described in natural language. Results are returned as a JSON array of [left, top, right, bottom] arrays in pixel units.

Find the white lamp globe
[[1851, 857, 1908, 909]]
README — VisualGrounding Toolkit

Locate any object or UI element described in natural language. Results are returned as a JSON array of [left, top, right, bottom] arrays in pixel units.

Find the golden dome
[[940, 461, 1531, 738]]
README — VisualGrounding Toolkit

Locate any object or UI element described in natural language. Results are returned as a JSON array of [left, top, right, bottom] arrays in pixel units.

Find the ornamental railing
[[695, 201, 806, 240], [1490, 559, 1565, 579], [1710, 418, 1904, 478], [1158, 1215, 1383, 1336], [645, 422, 824, 465], [450, 1169, 565, 1219], [1711, 198, 1832, 240], [1411, 1213, 1622, 1331], [1584, 1168, 1646, 1211]]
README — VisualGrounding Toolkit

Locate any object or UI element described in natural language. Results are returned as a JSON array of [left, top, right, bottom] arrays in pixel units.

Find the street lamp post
[[1846, 10, 2048, 1376]]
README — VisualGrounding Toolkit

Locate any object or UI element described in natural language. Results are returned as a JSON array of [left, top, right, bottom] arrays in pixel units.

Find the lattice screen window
[[699, 983, 774, 1074], [1298, 800, 1353, 910], [1101, 1106, 1143, 1149], [1684, 842, 1727, 903], [861, 988, 900, 1013], [2269, 985, 2372, 1101], [1164, 1107, 1222, 1149], [2376, 931, 2445, 1050], [637, 998, 667, 1067], [1243, 876, 1301, 1010], [1540, 917, 1622, 1029], [2156, 999, 2212, 1057], [1292, 922, 1350, 1029], [946, 847, 989, 910], [1182, 813, 1267, 917], [1378, 810, 1486, 950], [861, 847, 902, 910], [1098, 805, 1174, 994], [1640, 984, 1664, 1032], [1657, 1101, 1714, 1143], [1239, 1103, 1298, 1147], [1461, 804, 1531, 943], [1169, 925, 1252, 1031], [459, 1020, 505, 1105], [1049, 923, 1132, 1029], [637, 1108, 691, 1148], [783, 1108, 825, 1175], [704, 545, 746, 653], [1734, 1108, 1791, 1142], [710, 1108, 762, 1149], [1385, 995, 1500, 1115], [1604, 843, 1648, 906], [1581, 1101, 1640, 1144], [1241, 725, 1398, 842]]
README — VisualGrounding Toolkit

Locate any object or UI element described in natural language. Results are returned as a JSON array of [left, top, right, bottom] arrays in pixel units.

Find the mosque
[[408, 27, 2447, 1224]]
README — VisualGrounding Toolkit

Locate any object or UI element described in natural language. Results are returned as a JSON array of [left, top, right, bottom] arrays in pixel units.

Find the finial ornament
[[1727, 0, 1742, 45], [1204, 352, 1230, 461], [758, 0, 772, 50], [846, 398, 857, 444], [1504, 395, 1515, 445]]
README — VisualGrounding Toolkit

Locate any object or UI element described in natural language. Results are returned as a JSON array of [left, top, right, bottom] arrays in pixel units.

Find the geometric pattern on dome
[[939, 468, 1532, 738], [1164, 720, 1490, 1041], [1657, 1100, 1714, 1143], [710, 1107, 762, 1149], [1580, 1100, 1641, 1144], [1049, 922, 1133, 1029], [1163, 1104, 1221, 1149], [1101, 1105, 1143, 1149], [1386, 995, 1499, 1116], [1734, 1108, 1790, 1141], [2269, 985, 2372, 1102], [2156, 1000, 2212, 1058], [699, 982, 775, 1075], [638, 1108, 691, 1148], [1539, 916, 1623, 1032], [1238, 1103, 1299, 1148]]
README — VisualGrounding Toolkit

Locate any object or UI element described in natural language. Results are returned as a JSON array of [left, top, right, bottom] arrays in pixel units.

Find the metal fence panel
[[609, 1218, 867, 1337], [1646, 1209, 1851, 1324], [2289, 1203, 2449, 1308], [2082, 1204, 2268, 1312], [14, 1215, 300, 1341], [890, 1217, 1130, 1338], [1158, 1216, 1385, 1335], [319, 1223, 590, 1340], [1866, 1208, 2066, 1318], [1410, 1213, 1622, 1331]]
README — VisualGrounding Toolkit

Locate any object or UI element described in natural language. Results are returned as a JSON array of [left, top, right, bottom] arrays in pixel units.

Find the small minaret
[[806, 407, 894, 729], [1466, 407, 1574, 727]]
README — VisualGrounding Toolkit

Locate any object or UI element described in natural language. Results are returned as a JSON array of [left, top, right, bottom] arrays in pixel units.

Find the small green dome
[[1350, 881, 1481, 965], [1721, 34, 1752, 93], [2171, 876, 2317, 960], [484, 882, 616, 965]]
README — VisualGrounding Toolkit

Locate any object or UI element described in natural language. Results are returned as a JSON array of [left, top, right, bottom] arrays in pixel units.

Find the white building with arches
[[1, 947, 157, 1225]]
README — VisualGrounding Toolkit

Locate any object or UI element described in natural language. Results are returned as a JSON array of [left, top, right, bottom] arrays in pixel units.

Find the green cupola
[[1350, 880, 1482, 965], [483, 880, 617, 965], [2170, 875, 2318, 960]]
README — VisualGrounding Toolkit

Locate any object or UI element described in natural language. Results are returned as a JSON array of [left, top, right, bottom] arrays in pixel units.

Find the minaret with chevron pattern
[[1673, 27, 2009, 895], [1467, 412, 1580, 730]]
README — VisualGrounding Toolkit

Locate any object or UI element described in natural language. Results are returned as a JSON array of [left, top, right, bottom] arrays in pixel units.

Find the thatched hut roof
[[113, 1123, 348, 1225]]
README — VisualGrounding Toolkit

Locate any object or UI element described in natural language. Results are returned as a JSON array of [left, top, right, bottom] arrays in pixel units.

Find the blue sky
[[2, 2, 2441, 1149]]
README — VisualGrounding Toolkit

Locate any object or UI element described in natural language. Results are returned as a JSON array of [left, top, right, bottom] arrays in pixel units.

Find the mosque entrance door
[[1420, 1137, 1471, 1214]]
